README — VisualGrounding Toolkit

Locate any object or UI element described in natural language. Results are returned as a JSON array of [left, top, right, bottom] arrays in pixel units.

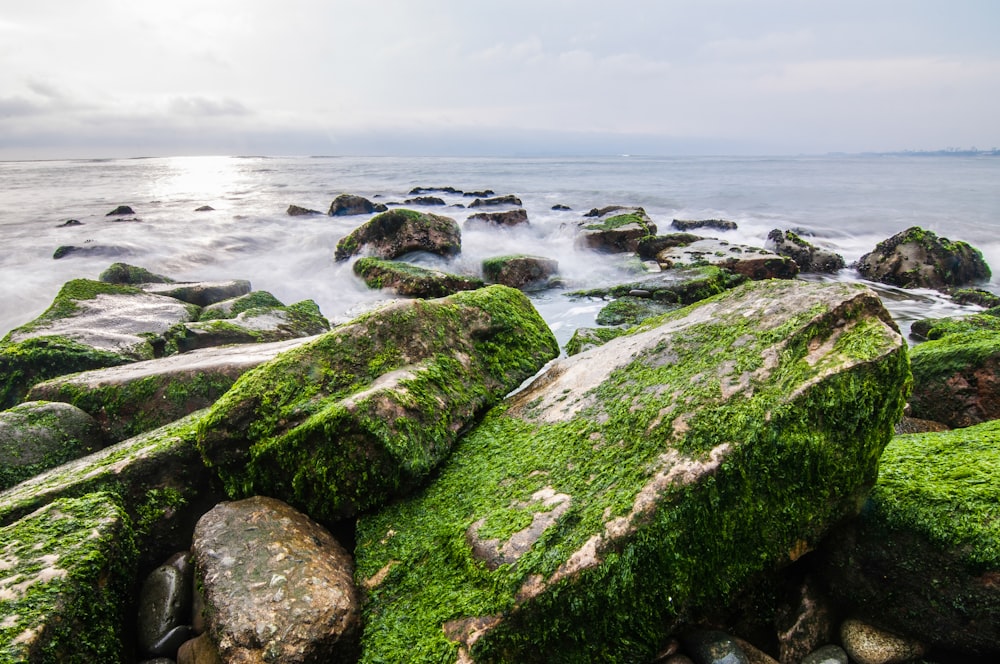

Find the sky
[[1, 0, 999, 159]]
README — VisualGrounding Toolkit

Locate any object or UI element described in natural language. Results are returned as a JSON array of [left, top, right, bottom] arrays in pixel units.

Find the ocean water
[[1, 154, 998, 346]]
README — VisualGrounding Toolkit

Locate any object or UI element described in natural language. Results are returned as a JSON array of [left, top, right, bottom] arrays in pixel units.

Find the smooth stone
[[177, 633, 223, 664], [801, 644, 849, 664], [840, 619, 925, 664], [148, 625, 194, 658], [137, 557, 193, 655]]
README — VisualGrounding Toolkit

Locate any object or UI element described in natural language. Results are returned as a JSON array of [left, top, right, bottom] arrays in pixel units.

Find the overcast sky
[[2, 0, 998, 158]]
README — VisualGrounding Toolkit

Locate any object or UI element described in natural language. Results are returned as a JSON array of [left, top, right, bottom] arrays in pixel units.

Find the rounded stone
[[840, 619, 925, 664], [801, 644, 849, 664], [137, 556, 193, 655]]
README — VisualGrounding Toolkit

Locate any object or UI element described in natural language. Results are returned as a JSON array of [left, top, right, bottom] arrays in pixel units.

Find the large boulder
[[654, 237, 799, 280], [28, 337, 313, 442], [0, 401, 102, 490], [353, 257, 484, 298], [820, 421, 1000, 658], [854, 226, 991, 290], [192, 496, 360, 663], [355, 279, 909, 663], [482, 254, 559, 290], [574, 207, 656, 253], [595, 296, 677, 326], [0, 279, 200, 409], [197, 286, 559, 522], [765, 229, 846, 274], [333, 209, 462, 261], [0, 492, 136, 663]]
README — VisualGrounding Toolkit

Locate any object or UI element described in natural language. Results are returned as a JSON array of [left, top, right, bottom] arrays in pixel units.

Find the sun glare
[[151, 156, 242, 202]]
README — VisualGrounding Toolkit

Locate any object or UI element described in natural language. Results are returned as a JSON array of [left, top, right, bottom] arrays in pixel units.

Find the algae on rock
[[355, 280, 910, 663]]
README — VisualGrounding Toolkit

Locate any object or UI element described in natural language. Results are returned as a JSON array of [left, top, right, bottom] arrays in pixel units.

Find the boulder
[[765, 229, 846, 274], [99, 263, 175, 285], [482, 254, 559, 290], [907, 329, 1000, 427], [328, 193, 384, 216], [107, 204, 135, 216], [141, 280, 252, 307], [192, 496, 360, 663], [286, 204, 322, 216], [950, 288, 1000, 308], [637, 233, 706, 260], [353, 257, 484, 298], [403, 196, 447, 206], [333, 209, 462, 262], [551, 204, 571, 211], [0, 492, 136, 662], [197, 291, 285, 321], [671, 218, 738, 232], [820, 421, 1000, 658], [411, 186, 464, 196], [465, 209, 529, 228], [0, 279, 200, 409], [854, 226, 991, 290], [908, 309, 1000, 341], [28, 337, 313, 443], [468, 194, 522, 208], [0, 401, 102, 490], [195, 205, 215, 212], [355, 279, 909, 663], [575, 207, 657, 253], [162, 299, 329, 354], [567, 266, 746, 305], [654, 237, 799, 280], [583, 205, 632, 217], [53, 244, 133, 260], [595, 296, 677, 326], [197, 286, 558, 523]]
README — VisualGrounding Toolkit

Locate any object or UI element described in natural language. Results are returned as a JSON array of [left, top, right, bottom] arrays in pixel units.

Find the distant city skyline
[[2, 0, 998, 159]]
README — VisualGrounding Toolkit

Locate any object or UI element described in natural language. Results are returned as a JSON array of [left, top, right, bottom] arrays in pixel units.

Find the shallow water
[[1, 154, 997, 346]]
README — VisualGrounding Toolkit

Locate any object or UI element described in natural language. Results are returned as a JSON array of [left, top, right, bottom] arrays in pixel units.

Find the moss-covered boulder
[[98, 262, 174, 285], [654, 237, 799, 280], [908, 309, 1000, 341], [575, 207, 656, 253], [564, 326, 629, 356], [197, 285, 559, 523], [765, 229, 846, 274], [0, 279, 200, 409], [949, 288, 1000, 309], [27, 337, 312, 443], [820, 421, 1000, 658], [855, 226, 991, 290], [595, 296, 678, 326], [567, 265, 746, 304], [140, 280, 252, 307], [353, 257, 485, 298], [355, 279, 909, 663], [0, 492, 136, 663], [907, 329, 1000, 428], [482, 255, 559, 291], [333, 208, 462, 261], [197, 290, 285, 320], [0, 401, 102, 490]]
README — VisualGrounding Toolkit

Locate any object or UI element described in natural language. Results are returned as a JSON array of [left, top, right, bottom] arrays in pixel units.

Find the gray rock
[[671, 218, 738, 232], [765, 229, 846, 274], [141, 280, 252, 307], [333, 208, 462, 261], [403, 196, 447, 206], [800, 644, 848, 664], [654, 237, 799, 280], [286, 204, 322, 216], [164, 300, 330, 354], [854, 226, 991, 290], [192, 496, 361, 664], [839, 619, 924, 664], [137, 553, 194, 656], [107, 204, 135, 216], [328, 193, 382, 216], [0, 400, 102, 490], [465, 209, 529, 227], [468, 194, 522, 207]]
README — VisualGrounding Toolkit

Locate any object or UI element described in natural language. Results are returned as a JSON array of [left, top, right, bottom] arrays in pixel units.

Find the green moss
[[0, 402, 101, 491], [872, 420, 1000, 567], [567, 266, 745, 305], [564, 327, 629, 356], [584, 212, 651, 232], [98, 263, 174, 285], [197, 291, 285, 321], [595, 297, 677, 326], [910, 329, 1000, 382], [910, 312, 1000, 341]]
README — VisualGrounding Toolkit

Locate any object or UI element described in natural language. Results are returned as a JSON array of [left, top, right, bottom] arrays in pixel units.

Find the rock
[[286, 204, 322, 216], [854, 226, 991, 290], [99, 262, 175, 285], [141, 280, 252, 307], [197, 291, 285, 320], [463, 189, 495, 198], [583, 204, 632, 217], [637, 233, 706, 259], [333, 208, 462, 262], [197, 285, 558, 522], [567, 265, 746, 305], [820, 422, 1000, 658], [839, 619, 924, 664], [468, 194, 522, 208], [482, 254, 559, 290], [681, 631, 750, 664], [0, 492, 136, 662], [575, 207, 657, 253], [403, 196, 447, 206], [57, 219, 82, 227], [177, 633, 223, 664], [0, 279, 199, 409], [950, 287, 1000, 308], [564, 326, 629, 356], [907, 328, 1000, 427], [353, 257, 484, 298], [893, 416, 948, 435], [595, 296, 677, 326], [465, 209, 529, 228], [775, 574, 836, 664], [195, 205, 214, 212], [551, 204, 571, 211], [411, 186, 464, 195], [107, 204, 135, 216], [137, 552, 195, 657], [908, 309, 1000, 341], [765, 229, 846, 273], [654, 238, 799, 280], [192, 496, 360, 663], [356, 279, 909, 662], [28, 337, 312, 443], [671, 218, 738, 232], [0, 401, 102, 490], [800, 645, 848, 664], [53, 243, 133, 260], [328, 193, 382, 216], [732, 637, 780, 664]]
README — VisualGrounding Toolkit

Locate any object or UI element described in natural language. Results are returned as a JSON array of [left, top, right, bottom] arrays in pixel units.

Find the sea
[[1, 154, 998, 347]]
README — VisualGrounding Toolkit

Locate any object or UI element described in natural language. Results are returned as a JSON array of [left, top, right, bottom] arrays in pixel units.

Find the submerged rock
[[765, 229, 846, 274], [356, 279, 908, 663], [671, 218, 738, 232], [287, 204, 323, 216], [197, 285, 558, 522], [575, 207, 657, 253], [107, 204, 135, 216], [0, 400, 102, 490], [465, 209, 529, 228], [595, 296, 677, 326], [333, 208, 462, 261], [468, 194, 522, 208], [353, 257, 484, 297], [482, 254, 559, 290], [328, 193, 385, 216], [854, 226, 991, 290]]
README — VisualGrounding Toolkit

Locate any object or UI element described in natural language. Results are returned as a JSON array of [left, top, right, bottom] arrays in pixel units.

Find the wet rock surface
[[333, 208, 462, 261], [855, 226, 991, 290], [0, 400, 102, 490]]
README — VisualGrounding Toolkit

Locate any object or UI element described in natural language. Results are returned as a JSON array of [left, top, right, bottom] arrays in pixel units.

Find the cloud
[[167, 96, 252, 117]]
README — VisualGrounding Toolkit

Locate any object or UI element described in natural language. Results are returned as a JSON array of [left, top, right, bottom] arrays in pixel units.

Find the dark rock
[[551, 204, 571, 211], [854, 226, 991, 290], [465, 209, 529, 228], [950, 287, 1000, 308], [0, 401, 102, 490], [147, 625, 194, 658], [99, 262, 175, 285], [411, 186, 463, 195], [333, 208, 462, 261], [654, 238, 799, 280], [57, 219, 83, 227], [53, 244, 132, 260], [671, 218, 738, 232], [353, 257, 484, 298], [908, 328, 1000, 427], [106, 205, 135, 216], [286, 204, 322, 216], [575, 207, 657, 253], [137, 552, 194, 657], [775, 574, 836, 664], [403, 196, 446, 206], [463, 189, 495, 198], [584, 204, 631, 217], [194, 205, 214, 212], [328, 193, 380, 216], [482, 254, 559, 290], [765, 229, 846, 273], [682, 630, 750, 664], [468, 194, 522, 208], [637, 233, 705, 260], [192, 496, 361, 664], [141, 280, 252, 307]]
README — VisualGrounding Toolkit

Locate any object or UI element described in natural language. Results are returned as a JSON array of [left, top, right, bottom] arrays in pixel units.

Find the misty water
[[1, 154, 998, 347]]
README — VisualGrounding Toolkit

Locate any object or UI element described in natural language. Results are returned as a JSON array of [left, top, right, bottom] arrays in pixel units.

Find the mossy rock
[[355, 279, 909, 663], [98, 263, 174, 285], [654, 238, 799, 280], [333, 208, 462, 261], [482, 255, 559, 291], [0, 401, 103, 491], [354, 257, 484, 298], [949, 288, 1000, 309], [197, 291, 285, 321], [564, 327, 629, 356], [820, 421, 1000, 657], [855, 226, 991, 290], [141, 280, 252, 307], [162, 299, 329, 354], [595, 296, 678, 326], [765, 229, 846, 274], [197, 285, 559, 523], [908, 329, 1000, 428], [909, 311, 1000, 341], [0, 492, 137, 663], [575, 208, 657, 254], [567, 266, 746, 305]]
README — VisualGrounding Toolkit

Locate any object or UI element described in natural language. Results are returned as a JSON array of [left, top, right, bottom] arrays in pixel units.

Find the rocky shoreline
[[2, 195, 999, 664]]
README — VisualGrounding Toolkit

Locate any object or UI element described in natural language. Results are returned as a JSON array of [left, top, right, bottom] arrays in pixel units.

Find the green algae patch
[[354, 257, 485, 297], [334, 208, 462, 261], [197, 290, 285, 321], [0, 402, 102, 491], [908, 328, 1000, 427], [355, 280, 910, 663], [98, 263, 174, 285], [0, 492, 137, 663], [564, 327, 629, 356], [909, 311, 1000, 341], [197, 285, 559, 523], [567, 265, 745, 305]]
